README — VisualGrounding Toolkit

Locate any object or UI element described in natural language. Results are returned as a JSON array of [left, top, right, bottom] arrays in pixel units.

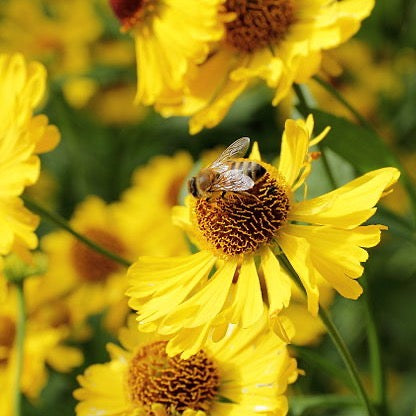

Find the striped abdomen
[[228, 160, 266, 182]]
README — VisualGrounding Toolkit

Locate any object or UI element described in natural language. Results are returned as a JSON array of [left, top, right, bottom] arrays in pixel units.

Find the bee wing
[[210, 137, 250, 171], [210, 169, 255, 192]]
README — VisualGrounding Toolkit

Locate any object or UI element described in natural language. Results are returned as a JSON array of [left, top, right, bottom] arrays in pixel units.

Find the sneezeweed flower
[[0, 53, 60, 256], [149, 0, 375, 134], [127, 115, 400, 357], [307, 40, 402, 125], [74, 314, 298, 416], [0, 283, 82, 416], [40, 196, 137, 333], [108, 0, 225, 106], [115, 152, 193, 257]]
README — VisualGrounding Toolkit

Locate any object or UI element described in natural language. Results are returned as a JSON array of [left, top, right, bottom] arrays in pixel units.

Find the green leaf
[[311, 110, 399, 172]]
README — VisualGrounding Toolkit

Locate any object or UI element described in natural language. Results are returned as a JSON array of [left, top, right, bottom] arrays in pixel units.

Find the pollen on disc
[[128, 341, 220, 413], [193, 170, 290, 257], [224, 0, 295, 53]]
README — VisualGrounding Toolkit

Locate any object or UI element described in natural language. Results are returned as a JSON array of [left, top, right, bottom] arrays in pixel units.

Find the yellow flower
[[74, 313, 298, 416], [108, 0, 225, 106], [40, 196, 136, 333], [0, 283, 82, 415], [307, 40, 402, 123], [87, 83, 149, 125], [115, 152, 194, 257], [152, 0, 374, 134], [0, 53, 60, 256], [0, 0, 103, 107], [127, 115, 399, 357], [0, 0, 102, 77]]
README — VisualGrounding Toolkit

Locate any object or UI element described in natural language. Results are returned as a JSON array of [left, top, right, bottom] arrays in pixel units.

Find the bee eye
[[188, 177, 197, 197]]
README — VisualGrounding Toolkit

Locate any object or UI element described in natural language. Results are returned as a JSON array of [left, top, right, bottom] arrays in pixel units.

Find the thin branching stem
[[23, 196, 132, 268]]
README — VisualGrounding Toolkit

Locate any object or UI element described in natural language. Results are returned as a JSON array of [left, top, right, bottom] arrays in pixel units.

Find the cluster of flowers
[[0, 0, 404, 415]]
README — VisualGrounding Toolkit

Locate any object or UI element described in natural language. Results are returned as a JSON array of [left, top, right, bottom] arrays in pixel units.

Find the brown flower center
[[70, 228, 126, 282], [128, 341, 220, 415], [0, 316, 15, 365], [109, 0, 156, 31], [194, 171, 290, 257], [224, 0, 295, 53]]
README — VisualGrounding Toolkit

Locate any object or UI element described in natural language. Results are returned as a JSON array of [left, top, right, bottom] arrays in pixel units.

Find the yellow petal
[[284, 224, 385, 298], [161, 259, 237, 329], [127, 251, 216, 325], [277, 230, 319, 315], [290, 167, 400, 228], [278, 118, 311, 189], [260, 247, 291, 313]]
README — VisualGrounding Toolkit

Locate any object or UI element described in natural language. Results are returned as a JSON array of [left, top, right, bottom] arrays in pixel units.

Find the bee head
[[188, 176, 199, 198]]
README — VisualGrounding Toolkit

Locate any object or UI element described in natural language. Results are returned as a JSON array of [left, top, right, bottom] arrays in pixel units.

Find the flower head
[[152, 0, 375, 134], [127, 115, 399, 357], [74, 313, 297, 416], [109, 0, 225, 106], [0, 53, 60, 256]]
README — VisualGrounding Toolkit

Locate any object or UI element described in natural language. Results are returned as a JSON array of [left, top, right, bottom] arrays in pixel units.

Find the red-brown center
[[224, 0, 295, 53], [194, 172, 290, 257], [109, 0, 155, 30], [71, 228, 126, 282], [128, 341, 220, 415]]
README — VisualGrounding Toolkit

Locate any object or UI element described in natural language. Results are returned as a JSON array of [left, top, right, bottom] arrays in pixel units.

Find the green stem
[[280, 254, 377, 416], [23, 196, 131, 268], [312, 76, 372, 129], [292, 346, 355, 391], [294, 88, 388, 412], [14, 281, 25, 416], [319, 307, 377, 416], [362, 275, 388, 415]]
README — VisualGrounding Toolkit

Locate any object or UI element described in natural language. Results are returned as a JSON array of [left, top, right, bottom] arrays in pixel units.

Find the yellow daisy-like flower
[[40, 196, 136, 333], [153, 0, 374, 134], [0, 53, 60, 256], [115, 151, 193, 257], [127, 115, 399, 358], [0, 284, 82, 415], [108, 0, 225, 106], [74, 313, 298, 416], [307, 40, 402, 124]]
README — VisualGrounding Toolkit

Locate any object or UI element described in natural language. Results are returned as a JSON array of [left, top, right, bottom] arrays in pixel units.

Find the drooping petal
[[232, 256, 264, 328], [160, 258, 237, 330], [283, 224, 385, 298], [277, 229, 320, 315], [260, 247, 291, 314], [290, 167, 400, 228], [127, 251, 216, 325], [74, 360, 131, 416]]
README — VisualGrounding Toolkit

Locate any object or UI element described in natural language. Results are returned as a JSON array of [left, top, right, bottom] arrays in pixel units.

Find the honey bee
[[188, 137, 266, 198]]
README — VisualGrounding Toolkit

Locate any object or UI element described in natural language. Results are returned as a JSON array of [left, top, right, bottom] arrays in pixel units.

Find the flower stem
[[319, 307, 378, 416], [362, 275, 389, 416], [22, 196, 131, 268], [312, 76, 373, 130], [14, 281, 25, 416], [280, 254, 377, 416]]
